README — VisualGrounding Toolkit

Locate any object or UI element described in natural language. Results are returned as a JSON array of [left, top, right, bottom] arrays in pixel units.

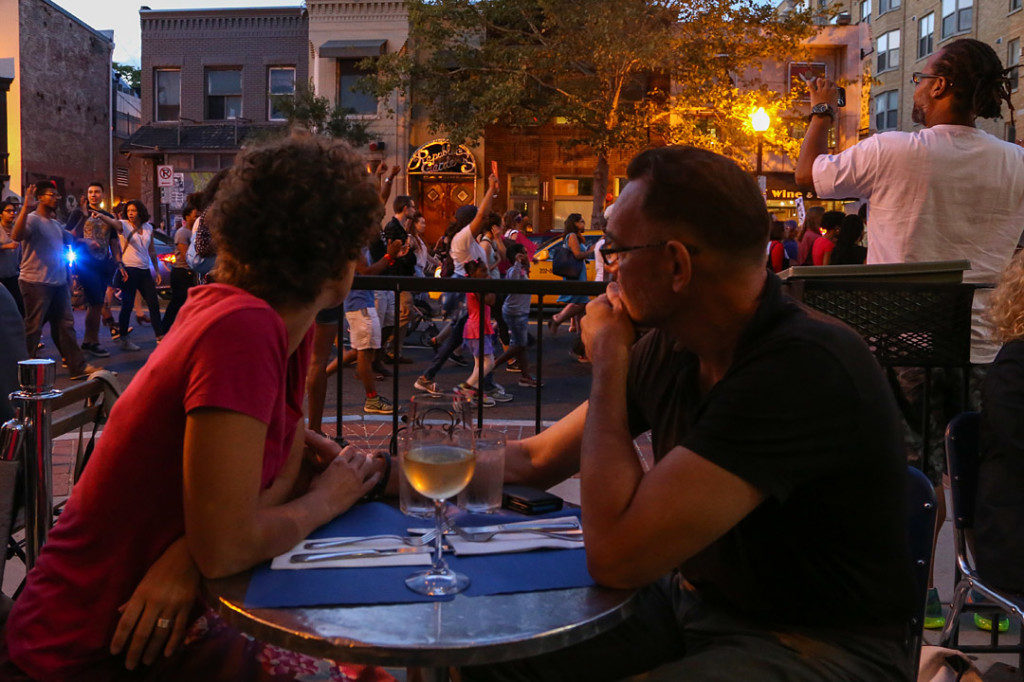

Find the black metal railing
[[338, 275, 607, 438]]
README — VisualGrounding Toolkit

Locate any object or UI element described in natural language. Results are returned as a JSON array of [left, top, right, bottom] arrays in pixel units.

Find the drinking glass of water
[[458, 429, 505, 513]]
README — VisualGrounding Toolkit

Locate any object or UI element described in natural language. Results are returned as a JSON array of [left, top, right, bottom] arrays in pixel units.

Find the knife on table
[[408, 520, 581, 535], [290, 547, 428, 564]]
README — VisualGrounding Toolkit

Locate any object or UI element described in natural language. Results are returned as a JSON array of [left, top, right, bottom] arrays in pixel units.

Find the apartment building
[[865, 0, 1023, 139]]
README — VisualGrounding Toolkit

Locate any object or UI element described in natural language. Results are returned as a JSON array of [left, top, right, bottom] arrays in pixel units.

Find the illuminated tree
[[368, 0, 814, 222]]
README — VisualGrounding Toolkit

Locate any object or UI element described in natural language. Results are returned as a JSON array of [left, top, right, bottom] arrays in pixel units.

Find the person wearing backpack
[[548, 213, 593, 362], [185, 170, 229, 281]]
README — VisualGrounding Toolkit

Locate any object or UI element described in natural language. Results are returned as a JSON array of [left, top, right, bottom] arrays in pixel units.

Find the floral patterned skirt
[[0, 608, 396, 682]]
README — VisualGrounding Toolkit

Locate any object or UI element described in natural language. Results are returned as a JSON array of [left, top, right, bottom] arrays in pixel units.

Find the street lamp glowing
[[751, 107, 770, 133]]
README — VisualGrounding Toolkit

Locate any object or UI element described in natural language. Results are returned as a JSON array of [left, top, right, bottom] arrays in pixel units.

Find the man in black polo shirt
[[471, 147, 914, 681], [370, 195, 418, 363]]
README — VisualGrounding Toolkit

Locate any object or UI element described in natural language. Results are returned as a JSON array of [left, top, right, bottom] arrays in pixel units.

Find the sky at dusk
[[51, 0, 305, 66]]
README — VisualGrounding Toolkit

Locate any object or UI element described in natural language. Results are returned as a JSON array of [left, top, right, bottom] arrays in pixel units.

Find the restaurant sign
[[408, 140, 477, 175], [764, 172, 817, 201]]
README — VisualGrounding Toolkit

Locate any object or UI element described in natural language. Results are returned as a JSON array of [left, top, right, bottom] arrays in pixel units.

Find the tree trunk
[[591, 153, 609, 229]]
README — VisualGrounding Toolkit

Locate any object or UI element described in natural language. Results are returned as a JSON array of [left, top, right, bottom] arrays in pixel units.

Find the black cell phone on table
[[502, 485, 564, 515]]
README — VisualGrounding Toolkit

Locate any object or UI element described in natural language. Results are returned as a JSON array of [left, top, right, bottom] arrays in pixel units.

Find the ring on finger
[[156, 617, 173, 629]]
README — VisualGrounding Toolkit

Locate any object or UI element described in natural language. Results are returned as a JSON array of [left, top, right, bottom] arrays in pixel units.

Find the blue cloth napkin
[[244, 502, 593, 607]]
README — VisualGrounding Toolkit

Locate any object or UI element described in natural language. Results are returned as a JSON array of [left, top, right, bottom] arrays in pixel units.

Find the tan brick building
[[849, 0, 1023, 139]]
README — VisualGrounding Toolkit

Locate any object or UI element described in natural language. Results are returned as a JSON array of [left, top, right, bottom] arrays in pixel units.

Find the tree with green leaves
[[368, 0, 813, 222], [113, 62, 140, 93], [270, 82, 372, 147]]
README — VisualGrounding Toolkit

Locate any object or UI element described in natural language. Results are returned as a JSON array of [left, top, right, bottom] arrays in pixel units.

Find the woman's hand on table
[[303, 429, 342, 474], [110, 537, 199, 670], [308, 447, 381, 516]]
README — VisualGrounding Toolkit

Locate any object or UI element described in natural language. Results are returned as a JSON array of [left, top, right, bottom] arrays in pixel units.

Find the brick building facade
[[124, 6, 308, 227], [0, 0, 113, 212]]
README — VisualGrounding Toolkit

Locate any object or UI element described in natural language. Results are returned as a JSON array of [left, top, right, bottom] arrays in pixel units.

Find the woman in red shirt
[[2, 135, 392, 682]]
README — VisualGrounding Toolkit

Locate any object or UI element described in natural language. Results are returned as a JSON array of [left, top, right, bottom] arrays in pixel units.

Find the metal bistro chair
[[907, 465, 939, 672], [940, 411, 1024, 673], [1, 367, 121, 605], [793, 280, 975, 465]]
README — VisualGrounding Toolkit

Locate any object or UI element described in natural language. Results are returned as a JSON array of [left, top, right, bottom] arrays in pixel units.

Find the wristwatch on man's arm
[[809, 103, 836, 121]]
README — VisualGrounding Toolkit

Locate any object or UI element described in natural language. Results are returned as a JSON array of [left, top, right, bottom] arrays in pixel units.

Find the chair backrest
[[907, 465, 938, 666], [793, 280, 975, 368], [945, 412, 980, 531]]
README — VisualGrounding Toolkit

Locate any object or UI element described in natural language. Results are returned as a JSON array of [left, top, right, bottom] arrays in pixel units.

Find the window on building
[[1013, 0, 1022, 12], [268, 67, 296, 121], [860, 0, 872, 22], [553, 177, 594, 229], [155, 69, 180, 121], [918, 14, 934, 59], [878, 0, 900, 15], [875, 90, 899, 131], [1010, 39, 1020, 92], [337, 60, 378, 116], [877, 30, 900, 73], [941, 0, 972, 38], [206, 69, 242, 120]]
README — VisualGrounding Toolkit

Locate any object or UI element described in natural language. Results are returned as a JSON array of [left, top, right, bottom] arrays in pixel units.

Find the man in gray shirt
[[12, 182, 97, 379]]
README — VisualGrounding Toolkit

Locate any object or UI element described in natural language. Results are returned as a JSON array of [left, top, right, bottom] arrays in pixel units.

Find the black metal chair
[[792, 280, 976, 463], [940, 411, 1024, 672], [907, 465, 938, 672]]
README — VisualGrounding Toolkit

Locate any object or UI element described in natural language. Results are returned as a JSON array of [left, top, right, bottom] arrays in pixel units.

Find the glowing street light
[[751, 107, 770, 133], [750, 107, 770, 181]]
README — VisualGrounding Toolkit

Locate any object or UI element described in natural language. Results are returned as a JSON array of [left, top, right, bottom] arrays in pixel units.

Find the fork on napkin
[[412, 516, 585, 556], [272, 537, 432, 570]]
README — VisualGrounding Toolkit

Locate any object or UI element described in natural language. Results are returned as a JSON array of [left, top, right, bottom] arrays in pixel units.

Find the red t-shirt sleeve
[[184, 307, 287, 424], [770, 241, 785, 272]]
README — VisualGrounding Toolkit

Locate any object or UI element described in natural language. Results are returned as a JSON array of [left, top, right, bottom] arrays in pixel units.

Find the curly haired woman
[[1, 135, 394, 682], [975, 250, 1024, 597]]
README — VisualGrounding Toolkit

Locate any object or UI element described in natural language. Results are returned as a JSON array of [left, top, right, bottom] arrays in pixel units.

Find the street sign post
[[157, 165, 174, 188]]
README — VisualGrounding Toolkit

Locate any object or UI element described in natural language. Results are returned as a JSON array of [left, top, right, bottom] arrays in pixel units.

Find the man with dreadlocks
[[796, 37, 1024, 631]]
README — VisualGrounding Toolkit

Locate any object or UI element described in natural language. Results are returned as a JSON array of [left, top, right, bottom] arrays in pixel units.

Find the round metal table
[[204, 573, 635, 679]]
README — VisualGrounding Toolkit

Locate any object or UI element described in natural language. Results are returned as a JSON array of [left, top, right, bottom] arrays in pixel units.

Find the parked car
[[153, 230, 176, 299], [528, 230, 604, 304], [524, 230, 561, 250]]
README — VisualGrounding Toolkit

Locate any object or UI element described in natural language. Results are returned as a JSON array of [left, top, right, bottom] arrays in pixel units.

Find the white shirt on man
[[813, 124, 1024, 363], [450, 224, 486, 277]]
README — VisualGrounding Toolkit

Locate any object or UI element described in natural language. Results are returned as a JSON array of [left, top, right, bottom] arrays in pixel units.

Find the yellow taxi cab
[[528, 230, 604, 304]]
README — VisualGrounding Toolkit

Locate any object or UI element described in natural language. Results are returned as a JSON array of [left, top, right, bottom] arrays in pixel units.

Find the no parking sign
[[157, 165, 174, 188]]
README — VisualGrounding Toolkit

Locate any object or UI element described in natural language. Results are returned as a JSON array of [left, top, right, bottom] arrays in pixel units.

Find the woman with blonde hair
[[974, 250, 1024, 601]]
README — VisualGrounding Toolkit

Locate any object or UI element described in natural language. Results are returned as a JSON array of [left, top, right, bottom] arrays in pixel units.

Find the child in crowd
[[460, 258, 498, 406], [493, 244, 540, 387]]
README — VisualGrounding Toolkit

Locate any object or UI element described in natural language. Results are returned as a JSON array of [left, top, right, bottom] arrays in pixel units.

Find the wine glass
[[398, 393, 472, 517], [400, 426, 476, 596]]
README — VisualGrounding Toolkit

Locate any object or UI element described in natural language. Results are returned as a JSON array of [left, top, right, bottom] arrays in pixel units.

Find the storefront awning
[[319, 40, 387, 59]]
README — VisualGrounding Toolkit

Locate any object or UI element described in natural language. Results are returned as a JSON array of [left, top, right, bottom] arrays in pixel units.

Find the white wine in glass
[[401, 427, 476, 596], [404, 444, 476, 500]]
